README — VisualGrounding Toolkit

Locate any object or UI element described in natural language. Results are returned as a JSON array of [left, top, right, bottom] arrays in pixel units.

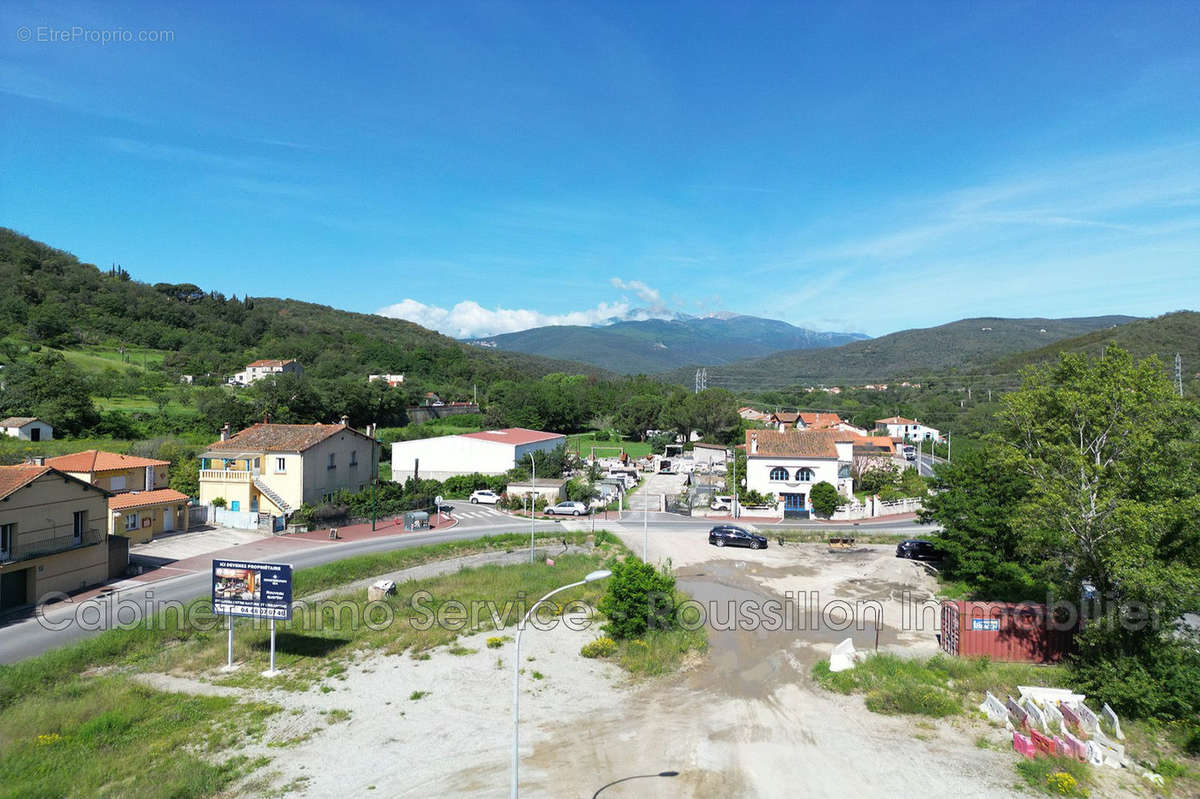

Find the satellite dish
[[435, 495, 443, 506]]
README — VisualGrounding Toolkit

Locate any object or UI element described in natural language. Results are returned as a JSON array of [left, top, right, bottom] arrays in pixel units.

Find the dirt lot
[[166, 532, 1038, 797]]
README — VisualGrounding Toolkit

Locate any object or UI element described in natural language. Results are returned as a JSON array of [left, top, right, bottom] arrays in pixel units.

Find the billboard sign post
[[211, 560, 293, 674]]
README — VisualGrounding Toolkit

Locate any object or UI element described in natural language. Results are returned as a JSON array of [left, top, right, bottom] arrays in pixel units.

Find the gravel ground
[[151, 530, 1060, 797]]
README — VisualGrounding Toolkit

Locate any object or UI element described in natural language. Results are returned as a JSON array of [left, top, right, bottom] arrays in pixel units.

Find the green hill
[[0, 227, 607, 388], [986, 311, 1200, 377], [669, 315, 1140, 389], [469, 315, 867, 374]]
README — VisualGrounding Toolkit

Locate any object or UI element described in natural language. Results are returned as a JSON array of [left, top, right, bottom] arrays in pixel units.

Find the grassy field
[[96, 395, 199, 418], [568, 433, 653, 459], [0, 433, 211, 466], [54, 345, 170, 375], [0, 530, 705, 797]]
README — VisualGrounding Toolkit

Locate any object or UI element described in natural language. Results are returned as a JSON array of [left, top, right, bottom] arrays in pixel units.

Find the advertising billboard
[[212, 560, 293, 620]]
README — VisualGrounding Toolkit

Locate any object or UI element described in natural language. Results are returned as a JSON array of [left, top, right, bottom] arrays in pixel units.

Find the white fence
[[831, 496, 924, 521], [211, 507, 258, 530]]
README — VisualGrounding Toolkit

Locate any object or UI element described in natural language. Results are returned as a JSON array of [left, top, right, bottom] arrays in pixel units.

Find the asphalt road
[[0, 518, 562, 665], [0, 510, 934, 664]]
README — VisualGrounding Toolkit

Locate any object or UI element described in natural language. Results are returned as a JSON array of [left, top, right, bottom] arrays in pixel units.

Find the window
[[275, 457, 286, 473], [73, 510, 86, 542], [0, 523, 13, 557], [769, 467, 789, 481], [350, 450, 358, 468], [124, 513, 138, 531], [110, 475, 126, 492], [797, 468, 815, 482], [328, 453, 336, 470]]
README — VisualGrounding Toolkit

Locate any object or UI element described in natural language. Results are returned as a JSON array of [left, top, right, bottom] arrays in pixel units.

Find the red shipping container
[[940, 600, 1076, 663]]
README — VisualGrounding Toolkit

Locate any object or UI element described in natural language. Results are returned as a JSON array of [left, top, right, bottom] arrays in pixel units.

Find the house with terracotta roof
[[797, 412, 843, 430], [767, 411, 801, 432], [737, 407, 770, 423], [198, 419, 377, 517], [228, 358, 303, 387], [44, 450, 187, 543], [1, 416, 53, 442], [744, 429, 855, 518], [391, 428, 566, 483], [0, 465, 111, 611], [874, 416, 941, 442]]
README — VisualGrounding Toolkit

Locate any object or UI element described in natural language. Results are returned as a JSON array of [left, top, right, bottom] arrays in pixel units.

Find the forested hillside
[[0, 227, 605, 391], [471, 315, 867, 374], [668, 315, 1140, 389]]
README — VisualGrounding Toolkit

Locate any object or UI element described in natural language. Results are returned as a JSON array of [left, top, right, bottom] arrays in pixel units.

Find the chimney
[[220, 423, 231, 442], [340, 415, 350, 427], [750, 433, 758, 455], [32, 455, 45, 466]]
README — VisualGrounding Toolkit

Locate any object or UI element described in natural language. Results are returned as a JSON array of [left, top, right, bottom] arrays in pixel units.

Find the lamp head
[[584, 569, 612, 583]]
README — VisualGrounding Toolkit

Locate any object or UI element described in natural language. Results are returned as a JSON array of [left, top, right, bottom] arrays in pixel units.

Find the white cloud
[[377, 298, 639, 338], [608, 277, 662, 306], [377, 278, 691, 337]]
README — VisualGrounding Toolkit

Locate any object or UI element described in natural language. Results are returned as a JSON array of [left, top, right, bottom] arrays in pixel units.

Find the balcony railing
[[5, 528, 103, 563], [200, 470, 254, 483]]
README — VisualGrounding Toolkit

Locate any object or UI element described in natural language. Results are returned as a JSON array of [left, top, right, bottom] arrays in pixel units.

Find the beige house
[[199, 420, 377, 517], [44, 450, 186, 544], [228, 358, 303, 387], [0, 465, 111, 611]]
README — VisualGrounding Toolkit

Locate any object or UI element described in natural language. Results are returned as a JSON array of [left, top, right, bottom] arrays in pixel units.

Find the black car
[[708, 525, 768, 549], [895, 539, 940, 562]]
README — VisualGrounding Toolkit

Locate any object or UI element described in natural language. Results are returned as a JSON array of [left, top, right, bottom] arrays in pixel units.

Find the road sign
[[212, 560, 293, 620], [435, 495, 443, 505]]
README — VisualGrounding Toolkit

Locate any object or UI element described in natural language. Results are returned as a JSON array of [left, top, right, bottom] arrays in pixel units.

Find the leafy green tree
[[999, 347, 1200, 719], [597, 559, 677, 640], [919, 448, 1034, 598], [615, 395, 663, 441], [809, 481, 841, 518], [0, 351, 99, 435]]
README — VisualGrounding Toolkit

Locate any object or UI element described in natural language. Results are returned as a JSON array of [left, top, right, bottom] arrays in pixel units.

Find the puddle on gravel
[[677, 560, 904, 699]]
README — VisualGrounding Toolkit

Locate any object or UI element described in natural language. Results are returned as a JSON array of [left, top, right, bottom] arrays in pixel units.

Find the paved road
[[0, 507, 933, 664], [0, 517, 561, 665]]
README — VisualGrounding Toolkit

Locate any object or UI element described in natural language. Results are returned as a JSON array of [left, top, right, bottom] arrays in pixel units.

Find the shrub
[[211, 496, 227, 508], [486, 636, 509, 649], [580, 637, 617, 658], [597, 559, 677, 640], [809, 481, 841, 517]]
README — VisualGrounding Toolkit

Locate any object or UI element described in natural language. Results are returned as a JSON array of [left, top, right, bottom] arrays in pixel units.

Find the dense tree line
[[920, 347, 1200, 726]]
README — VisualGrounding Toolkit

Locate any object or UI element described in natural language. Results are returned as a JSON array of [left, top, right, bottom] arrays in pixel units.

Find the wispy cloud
[[101, 136, 276, 172]]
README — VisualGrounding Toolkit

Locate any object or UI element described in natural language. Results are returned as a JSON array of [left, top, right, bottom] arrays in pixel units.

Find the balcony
[[200, 469, 254, 483], [5, 529, 103, 563]]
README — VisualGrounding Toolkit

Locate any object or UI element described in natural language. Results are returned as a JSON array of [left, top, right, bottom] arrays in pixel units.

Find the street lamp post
[[528, 453, 536, 564], [512, 570, 612, 799]]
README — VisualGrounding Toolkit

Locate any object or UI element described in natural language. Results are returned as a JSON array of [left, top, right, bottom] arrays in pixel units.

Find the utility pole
[[731, 450, 739, 520], [1176, 353, 1184, 397], [371, 435, 377, 531], [529, 454, 536, 564], [473, 383, 478, 405], [947, 431, 951, 463]]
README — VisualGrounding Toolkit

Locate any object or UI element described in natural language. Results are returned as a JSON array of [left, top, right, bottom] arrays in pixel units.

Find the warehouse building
[[390, 428, 565, 483]]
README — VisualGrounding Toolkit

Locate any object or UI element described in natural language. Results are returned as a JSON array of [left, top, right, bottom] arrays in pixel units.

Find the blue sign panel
[[970, 618, 1001, 631], [212, 560, 293, 620]]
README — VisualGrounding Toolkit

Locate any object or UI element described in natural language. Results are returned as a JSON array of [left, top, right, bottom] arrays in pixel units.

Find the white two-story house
[[198, 419, 377, 517], [874, 416, 941, 442], [228, 359, 303, 387], [744, 429, 854, 518]]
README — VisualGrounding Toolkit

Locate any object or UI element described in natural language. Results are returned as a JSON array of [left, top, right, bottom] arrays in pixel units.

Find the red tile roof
[[876, 416, 919, 425], [45, 450, 169, 473], [746, 430, 853, 459], [850, 436, 896, 454], [0, 464, 51, 501], [247, 359, 296, 368], [205, 423, 366, 453], [460, 428, 564, 446], [770, 412, 800, 423], [799, 412, 844, 429], [108, 488, 190, 511]]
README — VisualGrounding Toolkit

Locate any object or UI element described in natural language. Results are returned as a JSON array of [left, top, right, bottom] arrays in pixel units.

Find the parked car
[[469, 490, 499, 505], [545, 500, 588, 516], [903, 445, 917, 461], [710, 495, 733, 511], [895, 539, 940, 561], [708, 525, 768, 549]]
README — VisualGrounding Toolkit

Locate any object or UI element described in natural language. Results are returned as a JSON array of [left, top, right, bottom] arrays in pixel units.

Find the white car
[[469, 490, 499, 504], [544, 501, 587, 516], [710, 495, 733, 511]]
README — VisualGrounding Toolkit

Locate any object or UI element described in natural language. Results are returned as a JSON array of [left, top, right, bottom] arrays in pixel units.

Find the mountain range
[[466, 315, 868, 374], [663, 315, 1143, 389]]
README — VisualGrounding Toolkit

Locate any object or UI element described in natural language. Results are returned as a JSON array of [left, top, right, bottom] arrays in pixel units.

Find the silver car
[[545, 501, 587, 516]]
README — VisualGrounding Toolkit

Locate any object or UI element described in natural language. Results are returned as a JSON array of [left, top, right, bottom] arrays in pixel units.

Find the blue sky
[[3, 1, 1199, 338]]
